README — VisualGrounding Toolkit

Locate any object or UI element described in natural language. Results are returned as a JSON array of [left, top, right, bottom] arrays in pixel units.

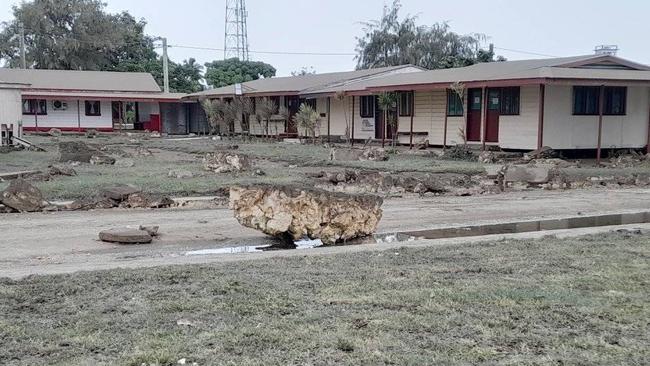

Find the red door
[[485, 88, 500, 143], [466, 88, 482, 142]]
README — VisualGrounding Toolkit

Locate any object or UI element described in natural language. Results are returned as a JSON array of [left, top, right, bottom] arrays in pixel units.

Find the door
[[374, 96, 398, 140], [466, 88, 482, 142], [374, 96, 383, 139], [112, 101, 123, 129], [485, 88, 500, 143], [286, 96, 300, 135]]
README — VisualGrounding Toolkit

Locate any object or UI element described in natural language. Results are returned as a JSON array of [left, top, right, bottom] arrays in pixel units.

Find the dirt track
[[1, 187, 649, 278]]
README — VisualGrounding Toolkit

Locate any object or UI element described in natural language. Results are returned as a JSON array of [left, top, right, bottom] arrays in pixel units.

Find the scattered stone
[[330, 147, 389, 162], [504, 166, 551, 184], [121, 192, 174, 209], [58, 141, 97, 163], [102, 185, 141, 201], [85, 129, 98, 138], [0, 178, 44, 212], [47, 165, 77, 177], [0, 203, 17, 213], [115, 158, 135, 168], [203, 152, 252, 173], [48, 128, 62, 137], [135, 146, 154, 156], [214, 144, 239, 151], [441, 145, 476, 161], [526, 146, 555, 160], [90, 154, 116, 165], [230, 185, 383, 244], [98, 229, 152, 244], [100, 145, 132, 158], [478, 151, 497, 164], [416, 139, 430, 150], [360, 147, 389, 161], [139, 225, 160, 237], [253, 169, 266, 176], [529, 158, 575, 169], [66, 196, 118, 211], [168, 170, 194, 179], [484, 165, 504, 179]]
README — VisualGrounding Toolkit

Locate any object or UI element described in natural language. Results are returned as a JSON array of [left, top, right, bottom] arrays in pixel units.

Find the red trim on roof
[[21, 94, 180, 102], [23, 127, 114, 133]]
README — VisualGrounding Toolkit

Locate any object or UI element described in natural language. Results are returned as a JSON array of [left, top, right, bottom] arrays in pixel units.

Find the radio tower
[[224, 0, 250, 61]]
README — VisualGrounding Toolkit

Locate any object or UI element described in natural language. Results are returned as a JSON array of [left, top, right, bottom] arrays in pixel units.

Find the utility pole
[[18, 22, 26, 69], [161, 37, 170, 93]]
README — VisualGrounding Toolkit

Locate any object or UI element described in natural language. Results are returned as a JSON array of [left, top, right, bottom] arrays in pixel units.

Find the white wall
[[543, 85, 649, 149], [499, 85, 541, 150], [0, 88, 23, 136], [325, 96, 353, 137], [350, 96, 375, 140], [22, 99, 113, 130]]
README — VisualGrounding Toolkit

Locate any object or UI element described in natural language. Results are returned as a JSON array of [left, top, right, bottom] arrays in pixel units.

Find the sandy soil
[[1, 187, 649, 278]]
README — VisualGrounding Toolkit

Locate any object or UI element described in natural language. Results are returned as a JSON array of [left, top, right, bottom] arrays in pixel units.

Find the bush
[[440, 145, 476, 161]]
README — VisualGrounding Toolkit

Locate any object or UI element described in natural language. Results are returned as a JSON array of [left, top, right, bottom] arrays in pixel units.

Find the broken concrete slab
[[58, 141, 97, 163], [229, 185, 383, 245], [121, 193, 174, 209], [203, 152, 251, 173], [99, 229, 152, 244], [101, 185, 141, 201], [0, 178, 45, 212], [504, 166, 551, 184]]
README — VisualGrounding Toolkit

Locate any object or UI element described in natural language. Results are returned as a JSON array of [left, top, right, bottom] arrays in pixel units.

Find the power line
[[492, 46, 559, 58], [169, 44, 356, 56]]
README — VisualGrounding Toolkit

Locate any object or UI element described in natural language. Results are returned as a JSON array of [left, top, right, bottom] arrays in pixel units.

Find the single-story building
[[183, 65, 424, 137], [0, 68, 192, 134], [187, 54, 650, 156]]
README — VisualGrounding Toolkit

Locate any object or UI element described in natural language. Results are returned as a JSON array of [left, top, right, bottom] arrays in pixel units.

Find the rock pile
[[203, 152, 252, 173], [0, 178, 44, 212], [330, 147, 389, 162], [67, 185, 174, 210], [229, 185, 383, 244]]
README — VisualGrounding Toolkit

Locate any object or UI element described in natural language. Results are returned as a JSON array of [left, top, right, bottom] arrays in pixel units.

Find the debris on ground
[[524, 146, 556, 160], [330, 147, 389, 162], [504, 165, 551, 185], [168, 169, 194, 179], [0, 170, 43, 181], [135, 145, 154, 156], [85, 129, 98, 138], [48, 164, 77, 177], [0, 178, 45, 212], [139, 225, 160, 237], [229, 185, 383, 244], [47, 128, 62, 137], [440, 145, 476, 161], [121, 192, 174, 209], [609, 151, 649, 168], [102, 185, 142, 201], [98, 229, 153, 244], [58, 141, 97, 163], [99, 145, 132, 158], [90, 154, 116, 165], [67, 186, 174, 211], [253, 169, 266, 176], [203, 152, 252, 173], [477, 151, 497, 164], [114, 158, 135, 168]]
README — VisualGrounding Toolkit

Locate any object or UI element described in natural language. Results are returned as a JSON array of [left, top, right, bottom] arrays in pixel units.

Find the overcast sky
[[0, 0, 645, 76]]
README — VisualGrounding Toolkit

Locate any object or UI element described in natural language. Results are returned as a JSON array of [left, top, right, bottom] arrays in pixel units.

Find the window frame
[[84, 100, 102, 116], [499, 87, 520, 116], [446, 90, 464, 117], [360, 95, 374, 118], [22, 99, 47, 115], [572, 86, 601, 116], [603, 86, 626, 116], [398, 91, 413, 117]]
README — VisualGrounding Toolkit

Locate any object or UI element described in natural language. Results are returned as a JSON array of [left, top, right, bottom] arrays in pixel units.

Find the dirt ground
[[2, 187, 649, 279]]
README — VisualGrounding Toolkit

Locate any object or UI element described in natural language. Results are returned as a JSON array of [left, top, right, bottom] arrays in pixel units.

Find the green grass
[[1, 232, 648, 365]]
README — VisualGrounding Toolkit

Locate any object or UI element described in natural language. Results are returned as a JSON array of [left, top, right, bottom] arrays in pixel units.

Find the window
[[573, 86, 600, 115], [399, 91, 413, 116], [604, 87, 626, 115], [500, 87, 520, 115], [85, 101, 101, 116], [22, 99, 47, 115], [573, 86, 627, 116], [304, 98, 317, 110], [446, 90, 463, 116], [360, 96, 374, 118]]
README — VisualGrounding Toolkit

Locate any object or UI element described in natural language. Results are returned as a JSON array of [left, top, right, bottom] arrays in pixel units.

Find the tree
[[0, 0, 205, 93], [255, 97, 278, 138], [355, 0, 501, 70], [201, 99, 226, 134], [376, 92, 398, 147], [204, 58, 276, 88], [293, 104, 321, 143]]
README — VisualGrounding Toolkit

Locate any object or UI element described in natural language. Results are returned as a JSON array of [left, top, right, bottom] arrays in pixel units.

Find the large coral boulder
[[229, 185, 383, 244], [203, 152, 251, 173], [0, 178, 44, 212]]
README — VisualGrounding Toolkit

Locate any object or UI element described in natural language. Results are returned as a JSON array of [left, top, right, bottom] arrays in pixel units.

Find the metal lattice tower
[[224, 0, 250, 60]]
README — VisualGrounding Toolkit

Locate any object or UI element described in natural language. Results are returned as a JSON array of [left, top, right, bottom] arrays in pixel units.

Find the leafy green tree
[[355, 0, 501, 70], [293, 104, 321, 143], [377, 92, 398, 147], [204, 58, 276, 88], [255, 97, 278, 138]]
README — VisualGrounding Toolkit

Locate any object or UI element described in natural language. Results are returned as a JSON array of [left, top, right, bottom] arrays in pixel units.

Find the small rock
[[504, 166, 550, 184], [48, 165, 77, 176], [253, 169, 266, 176], [139, 225, 160, 237], [101, 185, 141, 201], [90, 154, 116, 165], [48, 128, 62, 137], [99, 229, 152, 244], [66, 196, 118, 210], [0, 178, 44, 212], [85, 129, 97, 138], [203, 152, 252, 173], [168, 170, 194, 179], [135, 146, 154, 156], [115, 158, 135, 168], [122, 192, 174, 208]]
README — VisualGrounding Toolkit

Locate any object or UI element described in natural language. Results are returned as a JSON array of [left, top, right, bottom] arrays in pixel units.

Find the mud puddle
[[185, 211, 650, 256]]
